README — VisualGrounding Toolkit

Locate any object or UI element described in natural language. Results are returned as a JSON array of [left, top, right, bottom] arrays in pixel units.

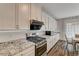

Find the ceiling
[[38, 3, 79, 19]]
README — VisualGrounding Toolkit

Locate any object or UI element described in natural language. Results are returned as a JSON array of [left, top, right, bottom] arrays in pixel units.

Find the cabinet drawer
[[47, 41, 52, 52]]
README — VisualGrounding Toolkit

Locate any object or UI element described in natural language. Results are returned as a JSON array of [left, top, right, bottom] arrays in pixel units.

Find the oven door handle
[[36, 42, 47, 48]]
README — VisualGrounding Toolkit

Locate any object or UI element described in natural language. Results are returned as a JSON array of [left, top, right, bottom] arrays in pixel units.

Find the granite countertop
[[0, 38, 35, 56], [40, 32, 59, 38]]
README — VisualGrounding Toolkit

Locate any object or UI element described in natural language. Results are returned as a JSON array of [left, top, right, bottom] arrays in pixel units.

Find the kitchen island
[[0, 38, 35, 56]]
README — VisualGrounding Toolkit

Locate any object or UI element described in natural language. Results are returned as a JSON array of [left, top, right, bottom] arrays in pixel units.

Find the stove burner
[[27, 36, 46, 43]]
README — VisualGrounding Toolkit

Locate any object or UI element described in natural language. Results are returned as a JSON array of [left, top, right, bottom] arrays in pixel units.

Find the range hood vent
[[30, 20, 44, 30], [30, 20, 44, 25]]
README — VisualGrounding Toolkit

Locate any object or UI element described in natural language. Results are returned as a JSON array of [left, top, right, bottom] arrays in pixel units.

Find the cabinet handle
[[16, 25, 19, 29]]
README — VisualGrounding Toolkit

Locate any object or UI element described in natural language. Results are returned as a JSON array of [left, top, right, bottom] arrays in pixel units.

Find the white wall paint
[[57, 20, 65, 40]]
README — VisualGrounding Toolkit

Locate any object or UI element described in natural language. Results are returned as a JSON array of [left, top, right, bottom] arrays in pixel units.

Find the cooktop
[[27, 36, 46, 43]]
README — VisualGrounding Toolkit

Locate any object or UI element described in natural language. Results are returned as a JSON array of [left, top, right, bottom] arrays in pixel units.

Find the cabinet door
[[49, 19, 52, 31], [53, 34, 59, 46], [49, 17, 56, 31], [51, 18, 55, 31], [53, 20, 57, 31], [31, 4, 41, 21], [50, 36, 53, 49], [55, 20, 57, 31], [52, 35, 56, 46], [47, 36, 53, 52], [36, 5, 41, 21], [47, 40, 52, 52], [45, 14, 49, 30], [56, 34, 60, 41], [41, 12, 46, 30], [46, 17, 49, 30], [51, 36, 54, 47], [0, 4, 16, 30], [18, 4, 30, 30], [52, 19, 55, 31]]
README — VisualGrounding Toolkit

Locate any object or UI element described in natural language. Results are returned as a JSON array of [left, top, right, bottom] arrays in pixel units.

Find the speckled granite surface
[[0, 38, 35, 56]]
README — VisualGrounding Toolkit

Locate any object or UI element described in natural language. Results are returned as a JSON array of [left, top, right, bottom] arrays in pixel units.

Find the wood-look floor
[[48, 40, 78, 56]]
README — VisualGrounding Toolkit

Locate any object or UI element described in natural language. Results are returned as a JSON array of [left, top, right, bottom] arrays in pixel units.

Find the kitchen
[[0, 3, 60, 56], [0, 3, 79, 56]]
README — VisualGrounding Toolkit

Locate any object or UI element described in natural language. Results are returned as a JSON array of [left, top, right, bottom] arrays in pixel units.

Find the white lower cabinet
[[46, 36, 53, 52], [47, 43, 51, 52], [46, 34, 60, 53], [15, 46, 35, 56]]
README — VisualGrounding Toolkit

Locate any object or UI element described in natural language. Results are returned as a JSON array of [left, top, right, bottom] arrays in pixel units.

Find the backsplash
[[0, 30, 45, 42], [0, 32, 26, 42], [27, 31, 45, 36]]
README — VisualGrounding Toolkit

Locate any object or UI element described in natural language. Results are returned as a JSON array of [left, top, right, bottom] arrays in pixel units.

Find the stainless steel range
[[27, 36, 47, 56]]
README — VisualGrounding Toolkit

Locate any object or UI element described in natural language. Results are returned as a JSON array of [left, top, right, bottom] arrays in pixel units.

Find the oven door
[[35, 43, 47, 56]]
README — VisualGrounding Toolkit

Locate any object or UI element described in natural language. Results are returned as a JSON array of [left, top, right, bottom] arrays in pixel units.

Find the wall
[[57, 20, 65, 40]]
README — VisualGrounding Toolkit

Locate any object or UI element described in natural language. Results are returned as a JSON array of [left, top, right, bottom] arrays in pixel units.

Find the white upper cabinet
[[18, 3, 42, 30], [45, 16, 49, 30], [53, 19, 57, 31], [0, 3, 42, 30], [30, 4, 42, 21], [49, 17, 52, 31], [18, 4, 30, 30], [41, 11, 57, 31], [0, 3, 57, 31], [41, 12, 46, 30], [49, 16, 56, 31], [0, 4, 16, 30], [41, 12, 49, 30]]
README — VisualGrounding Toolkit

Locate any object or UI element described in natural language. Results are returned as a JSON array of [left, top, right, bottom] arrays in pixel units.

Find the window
[[65, 22, 79, 38]]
